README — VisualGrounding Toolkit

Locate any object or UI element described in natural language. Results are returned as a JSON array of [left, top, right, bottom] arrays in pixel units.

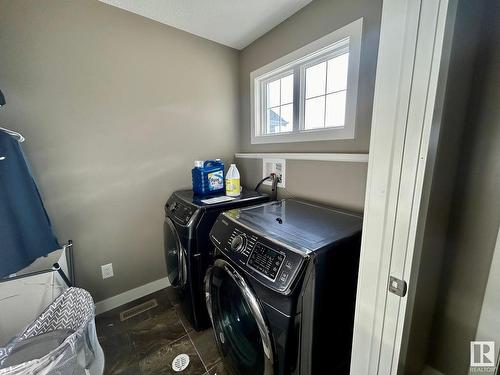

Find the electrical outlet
[[101, 263, 114, 279], [262, 158, 286, 188]]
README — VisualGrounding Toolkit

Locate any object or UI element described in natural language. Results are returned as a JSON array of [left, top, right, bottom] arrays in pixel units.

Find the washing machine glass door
[[164, 217, 185, 287], [206, 259, 273, 375]]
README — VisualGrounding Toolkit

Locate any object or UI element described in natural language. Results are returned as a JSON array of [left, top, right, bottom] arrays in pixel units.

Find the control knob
[[231, 235, 246, 253]]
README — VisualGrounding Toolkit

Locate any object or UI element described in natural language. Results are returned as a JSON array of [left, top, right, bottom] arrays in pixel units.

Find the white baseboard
[[422, 366, 444, 375], [94, 277, 170, 315]]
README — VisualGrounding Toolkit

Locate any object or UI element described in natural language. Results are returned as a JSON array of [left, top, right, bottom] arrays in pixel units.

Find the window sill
[[235, 153, 369, 163], [251, 126, 355, 144]]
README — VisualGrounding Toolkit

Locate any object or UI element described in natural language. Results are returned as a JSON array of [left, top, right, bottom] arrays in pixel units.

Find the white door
[[350, 0, 458, 374]]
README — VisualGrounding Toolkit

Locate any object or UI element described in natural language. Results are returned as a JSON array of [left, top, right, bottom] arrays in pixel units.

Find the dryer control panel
[[210, 215, 306, 294], [165, 197, 196, 225]]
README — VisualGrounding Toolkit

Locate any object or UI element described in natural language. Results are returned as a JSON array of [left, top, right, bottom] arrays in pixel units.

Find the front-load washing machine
[[205, 199, 362, 374], [164, 189, 269, 331]]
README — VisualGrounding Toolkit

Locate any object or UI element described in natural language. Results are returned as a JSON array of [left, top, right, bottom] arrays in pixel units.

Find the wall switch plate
[[101, 263, 114, 279], [263, 158, 286, 188]]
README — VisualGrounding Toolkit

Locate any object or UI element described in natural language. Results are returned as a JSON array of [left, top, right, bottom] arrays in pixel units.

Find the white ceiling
[[99, 0, 313, 50]]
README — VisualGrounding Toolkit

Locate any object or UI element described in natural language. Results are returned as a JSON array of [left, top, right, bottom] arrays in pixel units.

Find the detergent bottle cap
[[194, 160, 204, 168]]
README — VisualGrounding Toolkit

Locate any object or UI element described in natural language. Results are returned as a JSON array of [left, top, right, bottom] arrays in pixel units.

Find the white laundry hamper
[[0, 287, 104, 375], [0, 244, 104, 375]]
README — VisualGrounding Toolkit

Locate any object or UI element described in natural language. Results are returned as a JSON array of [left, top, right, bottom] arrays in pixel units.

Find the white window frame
[[250, 18, 363, 144]]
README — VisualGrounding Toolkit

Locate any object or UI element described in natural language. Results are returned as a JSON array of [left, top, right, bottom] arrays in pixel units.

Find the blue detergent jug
[[192, 159, 225, 196]]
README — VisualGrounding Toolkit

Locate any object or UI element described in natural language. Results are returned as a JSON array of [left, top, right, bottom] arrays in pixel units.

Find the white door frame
[[350, 0, 458, 374]]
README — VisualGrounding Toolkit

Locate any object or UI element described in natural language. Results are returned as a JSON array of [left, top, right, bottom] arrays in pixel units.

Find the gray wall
[[0, 0, 239, 302], [428, 0, 500, 372], [237, 157, 367, 212], [236, 0, 382, 209]]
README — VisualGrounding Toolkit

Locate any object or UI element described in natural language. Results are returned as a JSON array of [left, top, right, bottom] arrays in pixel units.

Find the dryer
[[164, 190, 269, 331], [205, 199, 362, 374]]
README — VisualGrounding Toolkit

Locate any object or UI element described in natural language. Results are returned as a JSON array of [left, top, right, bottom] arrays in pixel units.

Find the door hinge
[[389, 276, 407, 297]]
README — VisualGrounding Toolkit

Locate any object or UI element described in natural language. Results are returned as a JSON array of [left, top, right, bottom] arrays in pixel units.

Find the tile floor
[[96, 287, 226, 375]]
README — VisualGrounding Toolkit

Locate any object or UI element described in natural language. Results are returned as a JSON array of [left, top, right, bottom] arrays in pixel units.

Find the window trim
[[250, 18, 363, 144]]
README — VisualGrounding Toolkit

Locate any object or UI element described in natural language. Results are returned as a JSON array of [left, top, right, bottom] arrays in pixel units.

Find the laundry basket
[[0, 287, 104, 375]]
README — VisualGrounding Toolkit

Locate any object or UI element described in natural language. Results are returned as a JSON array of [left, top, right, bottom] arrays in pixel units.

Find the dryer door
[[205, 259, 274, 375], [163, 217, 186, 287]]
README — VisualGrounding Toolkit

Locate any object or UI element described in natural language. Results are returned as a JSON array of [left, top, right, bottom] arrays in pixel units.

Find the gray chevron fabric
[[0, 287, 103, 375], [20, 288, 93, 340]]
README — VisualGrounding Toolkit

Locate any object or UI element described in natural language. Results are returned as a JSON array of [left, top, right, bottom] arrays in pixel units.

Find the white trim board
[[94, 277, 170, 315], [235, 153, 368, 163], [350, 0, 457, 374]]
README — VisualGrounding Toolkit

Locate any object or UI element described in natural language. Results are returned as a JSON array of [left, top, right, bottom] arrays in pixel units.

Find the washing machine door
[[164, 217, 186, 287], [205, 259, 274, 375]]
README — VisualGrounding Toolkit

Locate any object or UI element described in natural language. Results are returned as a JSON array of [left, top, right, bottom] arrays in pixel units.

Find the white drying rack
[[0, 241, 75, 346]]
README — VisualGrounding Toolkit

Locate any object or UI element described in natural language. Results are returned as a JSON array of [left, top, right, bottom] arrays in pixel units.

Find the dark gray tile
[[150, 289, 175, 315], [97, 288, 174, 337], [205, 360, 227, 375], [96, 318, 126, 340], [100, 333, 139, 375], [131, 308, 186, 356], [96, 308, 130, 339], [189, 329, 221, 370], [106, 362, 142, 375], [96, 287, 205, 375], [158, 287, 197, 333], [139, 334, 207, 375], [126, 290, 174, 327], [174, 304, 195, 333], [164, 287, 181, 307]]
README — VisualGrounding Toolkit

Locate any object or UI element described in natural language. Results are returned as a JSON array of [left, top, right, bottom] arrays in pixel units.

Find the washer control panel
[[247, 243, 284, 280], [165, 197, 196, 225], [210, 216, 306, 294]]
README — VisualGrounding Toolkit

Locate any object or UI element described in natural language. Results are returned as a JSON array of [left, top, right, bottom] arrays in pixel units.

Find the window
[[251, 18, 362, 144], [264, 73, 294, 134]]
